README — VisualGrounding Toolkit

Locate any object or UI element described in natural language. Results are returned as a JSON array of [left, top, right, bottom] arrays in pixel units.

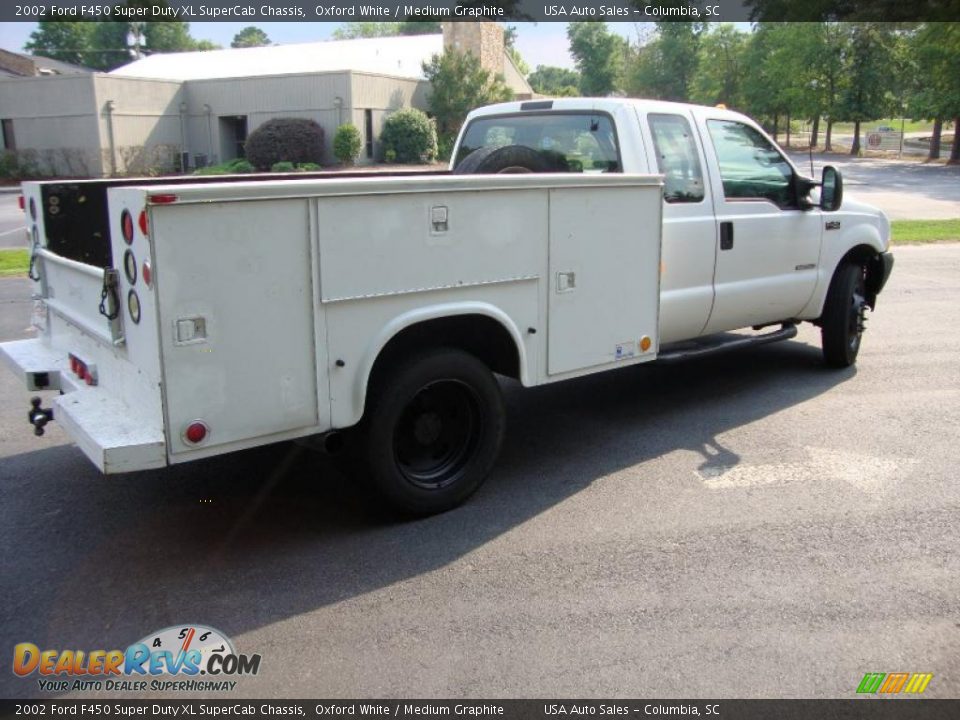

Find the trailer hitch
[[28, 397, 54, 436]]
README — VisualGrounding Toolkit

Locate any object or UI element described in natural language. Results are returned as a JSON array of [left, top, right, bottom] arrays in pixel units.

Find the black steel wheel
[[363, 348, 505, 515], [821, 261, 868, 368]]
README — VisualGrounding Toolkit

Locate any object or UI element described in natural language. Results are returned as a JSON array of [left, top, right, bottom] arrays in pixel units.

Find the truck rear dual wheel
[[821, 261, 868, 368], [362, 349, 505, 516]]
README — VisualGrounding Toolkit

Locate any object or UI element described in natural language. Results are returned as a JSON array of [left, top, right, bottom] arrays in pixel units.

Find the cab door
[[699, 116, 822, 334], [641, 111, 718, 344]]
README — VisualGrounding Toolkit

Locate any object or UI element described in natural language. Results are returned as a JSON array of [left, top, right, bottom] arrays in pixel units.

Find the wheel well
[[838, 244, 884, 307], [367, 314, 521, 395]]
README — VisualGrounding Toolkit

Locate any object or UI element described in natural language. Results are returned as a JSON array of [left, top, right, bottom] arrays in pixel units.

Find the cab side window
[[648, 114, 705, 204], [707, 119, 796, 208]]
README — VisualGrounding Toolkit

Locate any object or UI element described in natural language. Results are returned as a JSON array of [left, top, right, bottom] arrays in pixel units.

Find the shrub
[[333, 123, 363, 166], [297, 162, 322, 171], [380, 108, 437, 164], [271, 161, 296, 172], [0, 150, 39, 180], [245, 118, 324, 171], [192, 158, 254, 175]]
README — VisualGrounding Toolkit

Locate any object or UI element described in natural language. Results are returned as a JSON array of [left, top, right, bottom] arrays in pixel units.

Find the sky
[[0, 22, 648, 71]]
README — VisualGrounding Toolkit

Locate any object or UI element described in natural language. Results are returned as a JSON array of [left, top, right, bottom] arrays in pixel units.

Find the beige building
[[0, 24, 532, 176]]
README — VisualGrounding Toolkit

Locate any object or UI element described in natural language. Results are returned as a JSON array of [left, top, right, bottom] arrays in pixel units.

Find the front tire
[[363, 349, 505, 515], [821, 261, 868, 368]]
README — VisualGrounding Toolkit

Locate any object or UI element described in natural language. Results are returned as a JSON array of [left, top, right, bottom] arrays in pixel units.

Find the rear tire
[[362, 348, 505, 516], [821, 261, 868, 368]]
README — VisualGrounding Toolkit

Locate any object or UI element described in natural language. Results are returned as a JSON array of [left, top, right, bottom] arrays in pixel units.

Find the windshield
[[454, 112, 621, 173]]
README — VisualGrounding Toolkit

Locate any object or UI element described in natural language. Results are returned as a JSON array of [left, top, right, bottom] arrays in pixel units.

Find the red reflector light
[[184, 421, 208, 444], [138, 209, 149, 237], [120, 210, 134, 245], [18, 195, 24, 211], [142, 261, 152, 287], [148, 194, 178, 205], [68, 353, 97, 385]]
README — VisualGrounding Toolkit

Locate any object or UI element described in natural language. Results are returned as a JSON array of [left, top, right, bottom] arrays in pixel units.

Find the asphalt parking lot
[[1, 242, 958, 699]]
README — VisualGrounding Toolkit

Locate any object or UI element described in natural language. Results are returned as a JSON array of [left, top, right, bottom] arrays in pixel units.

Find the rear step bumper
[[657, 324, 798, 364], [1, 338, 166, 474]]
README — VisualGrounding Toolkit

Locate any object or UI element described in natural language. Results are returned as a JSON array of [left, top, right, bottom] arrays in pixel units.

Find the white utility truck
[[2, 98, 893, 515]]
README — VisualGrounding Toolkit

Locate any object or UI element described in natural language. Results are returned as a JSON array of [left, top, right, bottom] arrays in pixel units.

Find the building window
[[1, 119, 15, 151], [364, 109, 373, 160]]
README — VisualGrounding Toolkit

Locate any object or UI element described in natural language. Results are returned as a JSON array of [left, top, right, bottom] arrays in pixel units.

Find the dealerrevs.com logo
[[13, 624, 261, 692]]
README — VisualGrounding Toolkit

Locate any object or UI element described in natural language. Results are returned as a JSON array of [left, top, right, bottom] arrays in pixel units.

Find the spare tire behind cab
[[454, 144, 559, 174]]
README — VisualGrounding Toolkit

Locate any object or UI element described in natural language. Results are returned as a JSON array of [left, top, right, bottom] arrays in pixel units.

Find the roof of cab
[[466, 97, 750, 123]]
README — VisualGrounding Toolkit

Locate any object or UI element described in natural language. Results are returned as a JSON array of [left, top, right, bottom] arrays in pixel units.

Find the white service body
[[5, 172, 664, 472]]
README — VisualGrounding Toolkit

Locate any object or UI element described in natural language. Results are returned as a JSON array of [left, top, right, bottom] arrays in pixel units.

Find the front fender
[[799, 202, 889, 320]]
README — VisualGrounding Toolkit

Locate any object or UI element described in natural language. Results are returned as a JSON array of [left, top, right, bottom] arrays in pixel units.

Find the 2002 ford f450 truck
[[1, 98, 894, 514]]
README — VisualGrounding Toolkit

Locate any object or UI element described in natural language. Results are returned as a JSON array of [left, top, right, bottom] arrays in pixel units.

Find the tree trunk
[[772, 113, 779, 143], [928, 118, 943, 160], [851, 120, 861, 155], [825, 119, 834, 151], [811, 116, 820, 148], [949, 117, 960, 165], [786, 113, 791, 148]]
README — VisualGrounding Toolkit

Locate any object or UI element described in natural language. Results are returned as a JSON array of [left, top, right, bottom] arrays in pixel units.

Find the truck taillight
[[121, 210, 134, 244], [142, 261, 152, 287], [148, 194, 178, 205], [138, 209, 149, 237], [18, 195, 24, 211], [68, 354, 97, 386]]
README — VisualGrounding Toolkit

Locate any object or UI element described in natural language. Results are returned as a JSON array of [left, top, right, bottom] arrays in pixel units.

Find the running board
[[656, 324, 798, 364]]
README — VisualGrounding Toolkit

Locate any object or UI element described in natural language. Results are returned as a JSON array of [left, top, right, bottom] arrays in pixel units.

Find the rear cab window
[[647, 113, 705, 204], [454, 112, 622, 173]]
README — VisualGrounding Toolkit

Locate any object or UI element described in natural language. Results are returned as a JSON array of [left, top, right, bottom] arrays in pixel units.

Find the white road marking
[[699, 447, 918, 495]]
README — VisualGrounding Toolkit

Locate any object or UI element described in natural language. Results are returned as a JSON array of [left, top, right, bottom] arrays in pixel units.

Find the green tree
[[567, 22, 627, 96], [689, 24, 748, 108], [625, 21, 705, 101], [528, 65, 582, 96], [86, 22, 133, 70], [422, 50, 513, 149], [231, 26, 271, 48], [143, 22, 198, 52], [333, 22, 441, 39], [835, 23, 896, 155], [909, 23, 960, 162], [24, 21, 92, 66]]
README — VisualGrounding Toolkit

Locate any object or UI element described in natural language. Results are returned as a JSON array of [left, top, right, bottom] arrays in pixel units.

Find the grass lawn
[[0, 248, 28, 277], [891, 219, 960, 245]]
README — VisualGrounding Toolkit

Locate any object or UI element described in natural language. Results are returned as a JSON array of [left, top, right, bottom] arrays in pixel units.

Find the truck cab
[[452, 98, 894, 358]]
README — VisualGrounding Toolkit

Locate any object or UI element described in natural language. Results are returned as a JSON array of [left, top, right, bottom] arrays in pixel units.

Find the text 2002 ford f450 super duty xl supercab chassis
[[2, 98, 893, 515]]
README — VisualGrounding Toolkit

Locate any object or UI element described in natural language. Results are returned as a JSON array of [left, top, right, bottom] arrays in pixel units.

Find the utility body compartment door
[[547, 185, 662, 375], [152, 198, 321, 457]]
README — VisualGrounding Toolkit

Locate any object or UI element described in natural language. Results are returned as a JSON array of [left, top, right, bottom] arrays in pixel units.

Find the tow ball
[[28, 397, 54, 436]]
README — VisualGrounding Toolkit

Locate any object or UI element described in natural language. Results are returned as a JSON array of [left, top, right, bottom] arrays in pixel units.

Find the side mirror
[[821, 165, 843, 211]]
